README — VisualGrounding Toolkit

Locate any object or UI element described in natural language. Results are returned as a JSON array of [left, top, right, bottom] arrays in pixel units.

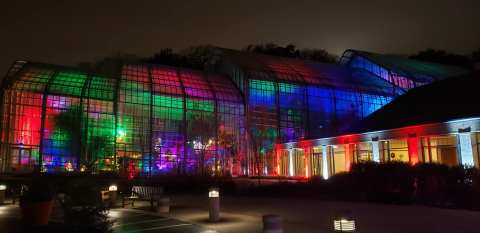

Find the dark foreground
[[0, 204, 209, 233]]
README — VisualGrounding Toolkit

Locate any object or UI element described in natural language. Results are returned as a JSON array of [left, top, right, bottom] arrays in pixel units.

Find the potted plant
[[20, 182, 55, 226]]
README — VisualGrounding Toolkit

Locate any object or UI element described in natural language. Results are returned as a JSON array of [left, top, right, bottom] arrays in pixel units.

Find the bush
[[244, 162, 480, 210], [61, 178, 113, 233], [20, 180, 55, 203]]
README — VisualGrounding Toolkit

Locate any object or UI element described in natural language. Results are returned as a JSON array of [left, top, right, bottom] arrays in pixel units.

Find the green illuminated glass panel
[[49, 72, 88, 96]]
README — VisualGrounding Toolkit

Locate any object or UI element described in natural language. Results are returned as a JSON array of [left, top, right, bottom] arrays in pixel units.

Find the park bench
[[100, 190, 110, 202], [12, 185, 27, 204], [122, 185, 163, 208]]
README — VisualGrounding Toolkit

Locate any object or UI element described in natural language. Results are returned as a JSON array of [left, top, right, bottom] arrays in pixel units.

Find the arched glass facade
[[217, 50, 399, 175], [0, 62, 245, 176]]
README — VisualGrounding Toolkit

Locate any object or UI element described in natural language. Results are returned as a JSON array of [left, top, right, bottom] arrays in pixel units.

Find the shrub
[[244, 162, 480, 210], [20, 180, 54, 203], [61, 178, 113, 233]]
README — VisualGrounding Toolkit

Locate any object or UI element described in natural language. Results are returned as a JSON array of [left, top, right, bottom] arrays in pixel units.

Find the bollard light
[[108, 185, 118, 208], [333, 217, 356, 232], [0, 184, 6, 205], [108, 185, 118, 191], [208, 187, 220, 222], [208, 188, 219, 198]]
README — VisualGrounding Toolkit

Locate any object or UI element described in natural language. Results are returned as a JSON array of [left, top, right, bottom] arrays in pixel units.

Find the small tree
[[249, 124, 278, 176], [218, 125, 235, 176], [409, 49, 471, 68], [54, 105, 112, 173], [188, 114, 215, 175], [53, 105, 83, 170]]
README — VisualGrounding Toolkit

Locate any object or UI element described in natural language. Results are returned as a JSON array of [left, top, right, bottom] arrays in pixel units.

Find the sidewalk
[[0, 201, 209, 233], [3, 195, 480, 233], [169, 194, 480, 233]]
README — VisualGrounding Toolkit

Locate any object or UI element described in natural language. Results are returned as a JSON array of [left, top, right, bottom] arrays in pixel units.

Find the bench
[[100, 190, 110, 202], [122, 186, 163, 208], [12, 185, 27, 204]]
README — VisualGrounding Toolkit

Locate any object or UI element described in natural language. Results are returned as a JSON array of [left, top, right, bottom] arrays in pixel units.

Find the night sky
[[1, 0, 479, 73]]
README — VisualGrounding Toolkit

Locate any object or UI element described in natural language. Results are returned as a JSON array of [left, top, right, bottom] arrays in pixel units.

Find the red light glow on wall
[[408, 137, 419, 165]]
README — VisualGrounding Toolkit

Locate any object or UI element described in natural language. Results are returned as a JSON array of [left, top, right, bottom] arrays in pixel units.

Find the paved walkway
[[3, 195, 480, 233], [170, 195, 480, 233], [0, 202, 212, 233], [109, 208, 209, 233]]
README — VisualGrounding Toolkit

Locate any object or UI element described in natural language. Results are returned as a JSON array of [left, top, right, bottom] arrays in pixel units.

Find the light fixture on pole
[[108, 184, 118, 207], [208, 187, 220, 222], [0, 184, 6, 204]]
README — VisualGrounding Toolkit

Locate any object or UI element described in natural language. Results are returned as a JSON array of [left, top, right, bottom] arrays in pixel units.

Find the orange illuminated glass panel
[[332, 145, 347, 174], [388, 139, 410, 163], [421, 136, 458, 166]]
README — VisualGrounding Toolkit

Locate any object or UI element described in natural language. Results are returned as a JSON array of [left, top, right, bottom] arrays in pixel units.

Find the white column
[[458, 133, 474, 167], [288, 149, 294, 177], [322, 145, 329, 180], [371, 141, 380, 162]]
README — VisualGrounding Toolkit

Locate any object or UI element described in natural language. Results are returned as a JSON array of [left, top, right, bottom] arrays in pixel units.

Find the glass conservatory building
[[0, 49, 469, 177]]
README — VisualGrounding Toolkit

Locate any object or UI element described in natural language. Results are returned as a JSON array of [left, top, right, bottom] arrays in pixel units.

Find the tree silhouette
[[472, 49, 480, 63], [77, 53, 141, 76], [409, 49, 472, 69], [243, 43, 337, 63], [142, 45, 216, 70]]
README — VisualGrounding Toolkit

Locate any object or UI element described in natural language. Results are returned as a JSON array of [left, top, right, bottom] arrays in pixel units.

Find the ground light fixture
[[333, 217, 356, 232]]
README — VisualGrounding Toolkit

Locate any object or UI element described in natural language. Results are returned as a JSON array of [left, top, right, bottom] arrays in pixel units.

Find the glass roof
[[4, 62, 244, 105], [341, 50, 470, 82], [218, 49, 400, 96]]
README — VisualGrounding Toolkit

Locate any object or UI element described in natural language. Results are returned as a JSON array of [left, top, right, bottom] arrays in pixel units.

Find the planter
[[20, 200, 54, 226]]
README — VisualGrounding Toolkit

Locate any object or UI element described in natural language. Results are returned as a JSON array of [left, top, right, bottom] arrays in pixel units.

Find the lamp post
[[108, 185, 118, 207], [0, 185, 6, 204], [208, 187, 220, 222]]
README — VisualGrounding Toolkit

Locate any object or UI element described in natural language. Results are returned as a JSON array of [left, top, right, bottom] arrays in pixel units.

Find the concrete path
[[170, 194, 480, 233], [109, 208, 209, 233], [3, 195, 480, 233], [0, 203, 212, 233]]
